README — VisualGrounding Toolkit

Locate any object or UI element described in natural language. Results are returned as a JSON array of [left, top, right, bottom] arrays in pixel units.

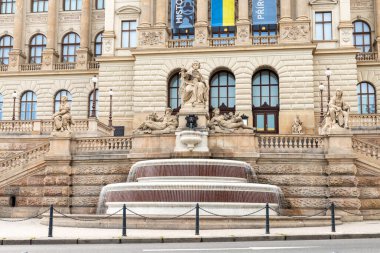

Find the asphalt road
[[1, 238, 380, 253]]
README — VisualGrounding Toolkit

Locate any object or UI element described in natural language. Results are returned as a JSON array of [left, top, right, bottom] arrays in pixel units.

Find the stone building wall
[[357, 66, 380, 114]]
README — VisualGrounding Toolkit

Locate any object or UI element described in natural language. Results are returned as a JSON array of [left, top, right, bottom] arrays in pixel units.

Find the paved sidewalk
[[1, 219, 380, 244]]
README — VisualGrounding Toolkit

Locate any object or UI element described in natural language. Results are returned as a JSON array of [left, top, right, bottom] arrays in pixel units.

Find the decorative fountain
[[98, 159, 283, 219]]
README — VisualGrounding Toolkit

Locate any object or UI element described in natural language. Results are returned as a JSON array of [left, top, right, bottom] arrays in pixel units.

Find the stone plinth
[[128, 134, 175, 159], [7, 51, 26, 72], [41, 49, 59, 71], [46, 134, 72, 160], [178, 105, 208, 129], [209, 133, 259, 159]]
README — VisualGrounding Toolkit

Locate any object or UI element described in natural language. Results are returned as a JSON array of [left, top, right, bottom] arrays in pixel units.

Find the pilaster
[[41, 49, 59, 71], [7, 51, 26, 72], [194, 24, 209, 47], [76, 48, 92, 70], [236, 21, 251, 46]]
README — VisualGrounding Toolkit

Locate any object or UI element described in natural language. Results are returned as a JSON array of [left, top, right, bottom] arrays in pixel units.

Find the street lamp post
[[319, 83, 325, 125], [91, 75, 98, 118], [325, 68, 332, 103], [108, 88, 113, 127], [12, 91, 17, 121]]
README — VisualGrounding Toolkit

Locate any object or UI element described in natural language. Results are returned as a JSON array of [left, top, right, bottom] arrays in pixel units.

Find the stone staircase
[[0, 142, 50, 188]]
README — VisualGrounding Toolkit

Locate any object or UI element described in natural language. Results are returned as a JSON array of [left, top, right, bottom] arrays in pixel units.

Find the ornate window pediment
[[309, 0, 338, 5], [116, 5, 141, 15]]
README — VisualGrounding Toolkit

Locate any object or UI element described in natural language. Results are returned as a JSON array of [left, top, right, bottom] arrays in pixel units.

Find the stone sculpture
[[134, 108, 178, 134], [180, 61, 209, 108], [208, 108, 254, 133], [321, 89, 350, 134], [291, 115, 304, 134], [52, 96, 73, 133]]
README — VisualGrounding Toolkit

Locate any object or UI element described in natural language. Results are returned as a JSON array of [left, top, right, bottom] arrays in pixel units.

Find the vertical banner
[[171, 0, 195, 30], [211, 0, 235, 27], [252, 0, 277, 25]]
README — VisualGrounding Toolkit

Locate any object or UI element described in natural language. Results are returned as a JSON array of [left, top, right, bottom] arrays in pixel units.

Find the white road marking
[[143, 246, 319, 252]]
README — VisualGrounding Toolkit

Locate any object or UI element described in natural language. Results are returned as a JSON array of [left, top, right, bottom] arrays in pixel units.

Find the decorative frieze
[[139, 30, 165, 47], [350, 0, 373, 10], [59, 12, 81, 23], [280, 22, 311, 43], [0, 15, 14, 25], [26, 13, 48, 24]]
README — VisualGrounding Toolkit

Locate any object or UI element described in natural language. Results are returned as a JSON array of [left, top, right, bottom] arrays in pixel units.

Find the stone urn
[[179, 130, 202, 151]]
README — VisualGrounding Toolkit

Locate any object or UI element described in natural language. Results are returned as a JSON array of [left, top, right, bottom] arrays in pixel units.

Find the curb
[[2, 233, 380, 245]]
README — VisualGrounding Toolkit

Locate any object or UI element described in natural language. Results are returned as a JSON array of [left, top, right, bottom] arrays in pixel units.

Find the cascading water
[[97, 159, 283, 216]]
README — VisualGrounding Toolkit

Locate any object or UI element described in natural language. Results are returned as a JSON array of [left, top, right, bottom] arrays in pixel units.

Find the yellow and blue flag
[[211, 0, 235, 27]]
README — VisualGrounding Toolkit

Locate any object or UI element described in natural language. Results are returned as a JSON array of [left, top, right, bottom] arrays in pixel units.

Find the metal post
[[265, 203, 270, 234], [48, 205, 53, 238], [327, 75, 331, 103], [91, 76, 97, 117], [320, 89, 324, 124], [122, 204, 127, 237], [331, 202, 336, 233], [195, 203, 200, 235], [12, 96, 16, 121], [108, 89, 113, 127]]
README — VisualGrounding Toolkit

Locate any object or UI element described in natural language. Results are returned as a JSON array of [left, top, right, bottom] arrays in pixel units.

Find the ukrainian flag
[[211, 0, 235, 27]]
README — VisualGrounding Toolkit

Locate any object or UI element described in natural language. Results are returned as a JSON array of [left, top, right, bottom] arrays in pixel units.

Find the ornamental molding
[[309, 0, 338, 5], [0, 15, 14, 25], [26, 13, 48, 24], [59, 12, 81, 23], [280, 24, 310, 41], [116, 5, 141, 15], [350, 0, 373, 10], [139, 31, 164, 46], [195, 28, 207, 45]]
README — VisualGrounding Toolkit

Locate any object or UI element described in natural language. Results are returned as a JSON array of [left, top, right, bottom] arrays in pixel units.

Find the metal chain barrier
[[125, 206, 196, 220], [0, 207, 50, 223], [268, 206, 329, 218], [198, 206, 266, 218], [52, 207, 124, 222]]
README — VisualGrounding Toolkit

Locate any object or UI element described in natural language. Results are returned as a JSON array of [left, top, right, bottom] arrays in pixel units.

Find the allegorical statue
[[134, 108, 178, 134], [291, 115, 304, 134], [53, 96, 73, 133], [321, 89, 350, 134], [180, 61, 209, 108], [207, 108, 254, 134]]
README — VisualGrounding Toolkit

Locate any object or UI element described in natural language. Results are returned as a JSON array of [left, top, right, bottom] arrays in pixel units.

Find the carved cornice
[[116, 5, 141, 15], [309, 0, 338, 5]]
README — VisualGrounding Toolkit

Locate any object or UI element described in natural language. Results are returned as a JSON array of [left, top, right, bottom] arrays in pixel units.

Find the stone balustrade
[[352, 138, 379, 160], [0, 64, 8, 72], [54, 62, 77, 70], [356, 52, 379, 62], [0, 119, 113, 136], [88, 61, 100, 70], [20, 63, 42, 72], [74, 136, 132, 154], [257, 134, 325, 154], [349, 114, 380, 128], [168, 39, 194, 48], [209, 37, 236, 47], [252, 35, 279, 46]]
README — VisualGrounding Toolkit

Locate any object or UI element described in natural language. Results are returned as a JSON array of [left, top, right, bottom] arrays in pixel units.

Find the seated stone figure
[[53, 96, 73, 133], [208, 109, 254, 134], [134, 108, 178, 134], [291, 115, 303, 134], [321, 89, 350, 134]]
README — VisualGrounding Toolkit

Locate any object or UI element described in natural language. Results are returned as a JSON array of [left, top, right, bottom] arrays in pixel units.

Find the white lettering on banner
[[175, 0, 183, 24], [255, 0, 265, 20]]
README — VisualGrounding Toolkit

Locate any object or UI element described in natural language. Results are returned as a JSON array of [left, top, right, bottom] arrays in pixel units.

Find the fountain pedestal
[[174, 130, 210, 155]]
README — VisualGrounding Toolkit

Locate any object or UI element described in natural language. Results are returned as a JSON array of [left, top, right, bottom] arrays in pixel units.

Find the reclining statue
[[208, 108, 254, 134], [134, 108, 178, 135]]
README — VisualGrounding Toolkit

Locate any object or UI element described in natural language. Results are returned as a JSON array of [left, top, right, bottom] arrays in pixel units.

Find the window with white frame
[[315, 12, 332, 40], [121, 20, 137, 48]]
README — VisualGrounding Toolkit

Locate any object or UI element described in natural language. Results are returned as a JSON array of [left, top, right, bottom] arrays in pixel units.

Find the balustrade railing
[[74, 136, 132, 154], [20, 64, 42, 72], [356, 52, 378, 62], [88, 61, 100, 70], [209, 37, 236, 47], [54, 62, 76, 70], [252, 35, 279, 46], [258, 135, 325, 153], [0, 64, 8, 72], [349, 114, 380, 128], [168, 39, 194, 48], [0, 121, 35, 134], [353, 138, 379, 160]]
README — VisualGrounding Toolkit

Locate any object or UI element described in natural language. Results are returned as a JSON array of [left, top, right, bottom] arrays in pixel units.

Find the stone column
[[338, 0, 354, 47], [280, 0, 292, 21], [377, 0, 380, 53], [236, 0, 251, 46], [42, 0, 59, 70], [156, 0, 168, 27], [140, 0, 151, 27], [76, 0, 92, 69], [102, 0, 115, 56], [194, 0, 209, 47], [296, 0, 309, 20], [8, 0, 26, 71]]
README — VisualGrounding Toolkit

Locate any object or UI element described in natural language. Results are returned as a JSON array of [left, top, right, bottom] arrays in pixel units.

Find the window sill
[[312, 40, 338, 43]]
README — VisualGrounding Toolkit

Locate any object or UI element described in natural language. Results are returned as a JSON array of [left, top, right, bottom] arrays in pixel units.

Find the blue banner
[[171, 0, 195, 30], [252, 0, 277, 25]]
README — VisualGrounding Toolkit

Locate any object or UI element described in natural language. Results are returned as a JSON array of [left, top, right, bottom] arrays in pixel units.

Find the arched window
[[0, 0, 15, 14], [210, 71, 235, 113], [32, 0, 48, 12], [54, 90, 72, 113], [252, 70, 279, 133], [94, 32, 103, 57], [88, 89, 99, 117], [62, 33, 80, 62], [353, 21, 371, 52], [168, 72, 181, 112], [0, 93, 3, 120], [0, 35, 13, 65], [64, 0, 82, 11], [357, 82, 376, 114], [29, 34, 47, 64], [20, 91, 37, 120]]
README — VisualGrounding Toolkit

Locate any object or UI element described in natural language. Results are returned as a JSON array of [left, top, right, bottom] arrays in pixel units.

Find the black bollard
[[48, 205, 53, 238], [331, 202, 336, 233], [265, 203, 270, 235], [195, 203, 200, 236], [122, 204, 127, 237]]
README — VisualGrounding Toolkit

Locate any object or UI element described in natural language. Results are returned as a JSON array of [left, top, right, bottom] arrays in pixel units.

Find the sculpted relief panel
[[351, 0, 373, 10]]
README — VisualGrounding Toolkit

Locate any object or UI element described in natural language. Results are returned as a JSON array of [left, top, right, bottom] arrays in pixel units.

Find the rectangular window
[[0, 0, 15, 14], [32, 0, 48, 12], [64, 0, 82, 11], [315, 12, 332, 40], [96, 0, 104, 10], [121, 20, 137, 48]]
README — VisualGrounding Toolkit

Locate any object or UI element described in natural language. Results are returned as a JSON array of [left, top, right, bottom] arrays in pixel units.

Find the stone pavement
[[1, 219, 380, 244]]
